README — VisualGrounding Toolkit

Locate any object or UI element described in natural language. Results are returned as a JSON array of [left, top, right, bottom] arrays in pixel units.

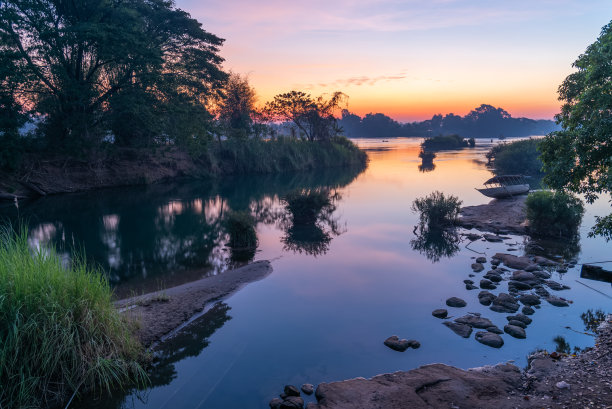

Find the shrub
[[283, 189, 334, 225], [412, 191, 462, 228], [223, 211, 258, 249], [486, 139, 543, 176], [525, 191, 584, 238], [0, 226, 146, 409], [421, 134, 470, 151]]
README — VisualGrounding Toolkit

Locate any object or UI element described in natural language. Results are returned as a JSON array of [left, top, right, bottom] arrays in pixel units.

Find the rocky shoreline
[[116, 260, 272, 348], [459, 195, 528, 234]]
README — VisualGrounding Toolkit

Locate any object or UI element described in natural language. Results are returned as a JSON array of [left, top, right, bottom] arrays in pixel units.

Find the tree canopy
[[0, 0, 227, 149], [539, 20, 612, 239]]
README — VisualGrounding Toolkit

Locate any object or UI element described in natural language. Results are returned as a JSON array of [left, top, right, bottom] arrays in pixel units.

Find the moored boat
[[476, 175, 529, 199]]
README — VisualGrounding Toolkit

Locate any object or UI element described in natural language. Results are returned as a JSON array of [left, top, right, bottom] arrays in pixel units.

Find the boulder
[[519, 294, 541, 306], [446, 297, 467, 308], [463, 279, 474, 285], [533, 256, 558, 266], [284, 385, 301, 397], [455, 315, 494, 329], [270, 398, 283, 409], [546, 280, 570, 291], [384, 336, 415, 352], [280, 396, 304, 409], [443, 321, 473, 338], [478, 291, 496, 306], [507, 319, 526, 329], [546, 296, 570, 307], [504, 324, 526, 339], [534, 286, 550, 297], [432, 309, 448, 319], [466, 233, 482, 241], [522, 306, 535, 315], [490, 293, 519, 313], [511, 270, 537, 282], [480, 279, 496, 290], [486, 326, 503, 334], [533, 270, 552, 280], [471, 263, 485, 272], [476, 257, 487, 264], [475, 331, 504, 348], [508, 280, 532, 291], [506, 314, 532, 325], [301, 384, 314, 395], [466, 283, 478, 290], [493, 253, 535, 270]]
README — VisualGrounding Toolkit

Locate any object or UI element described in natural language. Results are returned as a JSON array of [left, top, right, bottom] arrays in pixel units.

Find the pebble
[[556, 381, 571, 390]]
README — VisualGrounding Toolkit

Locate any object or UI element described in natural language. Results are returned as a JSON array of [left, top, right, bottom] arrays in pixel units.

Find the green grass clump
[[412, 191, 462, 228], [526, 190, 584, 238], [486, 139, 543, 176], [0, 227, 146, 409]]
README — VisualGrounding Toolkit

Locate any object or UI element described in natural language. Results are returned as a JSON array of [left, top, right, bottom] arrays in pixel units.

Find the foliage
[[421, 134, 471, 151], [0, 226, 146, 408], [217, 72, 258, 139], [223, 211, 258, 249], [263, 91, 347, 141], [411, 191, 462, 229], [0, 0, 227, 149], [486, 139, 543, 176], [525, 191, 584, 238], [283, 189, 335, 224], [539, 21, 612, 239], [411, 225, 460, 263], [339, 104, 559, 138]]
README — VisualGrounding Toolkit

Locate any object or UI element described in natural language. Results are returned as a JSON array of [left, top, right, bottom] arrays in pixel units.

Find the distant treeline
[[339, 104, 559, 139]]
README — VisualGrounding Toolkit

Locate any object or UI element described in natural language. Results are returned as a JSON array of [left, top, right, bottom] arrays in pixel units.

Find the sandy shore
[[308, 316, 612, 408], [116, 260, 272, 348], [459, 195, 528, 234]]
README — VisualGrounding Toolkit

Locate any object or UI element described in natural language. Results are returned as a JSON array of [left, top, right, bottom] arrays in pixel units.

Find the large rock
[[522, 306, 535, 315], [508, 319, 527, 329], [446, 297, 467, 308], [504, 324, 526, 339], [280, 396, 304, 409], [511, 270, 537, 282], [270, 398, 283, 409], [476, 257, 487, 264], [301, 384, 314, 395], [533, 270, 552, 279], [533, 256, 558, 266], [506, 314, 532, 325], [284, 385, 301, 397], [508, 280, 532, 291], [384, 336, 419, 352], [490, 293, 519, 313], [471, 263, 485, 272], [312, 363, 523, 409], [475, 331, 504, 348], [432, 309, 448, 319], [483, 271, 503, 282], [546, 280, 570, 291], [486, 326, 503, 334], [519, 294, 541, 306], [443, 321, 473, 338], [478, 291, 496, 306], [455, 315, 494, 329], [546, 296, 570, 307], [493, 253, 535, 270], [480, 279, 496, 290]]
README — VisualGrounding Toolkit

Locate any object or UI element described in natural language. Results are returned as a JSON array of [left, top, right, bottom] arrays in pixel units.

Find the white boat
[[476, 175, 530, 199]]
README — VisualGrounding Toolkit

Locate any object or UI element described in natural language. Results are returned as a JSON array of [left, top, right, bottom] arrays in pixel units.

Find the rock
[[280, 396, 304, 409], [408, 340, 421, 349], [301, 384, 314, 395], [493, 253, 535, 270], [432, 309, 448, 319], [533, 256, 558, 266], [480, 279, 496, 290], [491, 258, 501, 266], [522, 306, 535, 315], [546, 296, 570, 307], [446, 297, 467, 308], [455, 315, 494, 329], [443, 321, 473, 338], [284, 385, 301, 397], [484, 234, 504, 242], [478, 291, 496, 306], [466, 233, 482, 241], [465, 283, 478, 290], [511, 270, 537, 282], [463, 279, 474, 285], [476, 256, 487, 264], [270, 398, 283, 409], [486, 326, 503, 334], [534, 286, 550, 297], [508, 280, 532, 291], [475, 331, 504, 348], [490, 293, 519, 313], [384, 336, 412, 352], [546, 280, 570, 291], [506, 314, 532, 325], [519, 294, 541, 306], [507, 319, 526, 329], [533, 270, 552, 279], [504, 324, 526, 339], [471, 263, 485, 272], [556, 381, 571, 390], [524, 264, 540, 272]]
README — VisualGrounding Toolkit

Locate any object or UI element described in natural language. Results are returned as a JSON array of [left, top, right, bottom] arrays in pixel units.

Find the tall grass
[[0, 226, 147, 409]]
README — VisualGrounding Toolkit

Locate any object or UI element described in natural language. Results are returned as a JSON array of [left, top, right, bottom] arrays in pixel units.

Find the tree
[[539, 21, 612, 240], [217, 72, 257, 139], [263, 91, 346, 141], [0, 0, 227, 149]]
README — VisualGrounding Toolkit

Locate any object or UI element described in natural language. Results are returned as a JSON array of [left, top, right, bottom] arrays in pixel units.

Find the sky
[[177, 0, 611, 121]]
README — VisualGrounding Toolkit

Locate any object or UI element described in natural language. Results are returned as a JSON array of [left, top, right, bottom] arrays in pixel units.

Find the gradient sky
[[177, 0, 611, 121]]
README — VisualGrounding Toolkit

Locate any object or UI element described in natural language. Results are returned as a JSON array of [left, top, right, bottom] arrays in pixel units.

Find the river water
[[2, 138, 610, 408]]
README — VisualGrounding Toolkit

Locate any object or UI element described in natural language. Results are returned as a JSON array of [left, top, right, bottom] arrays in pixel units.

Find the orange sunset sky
[[177, 0, 611, 121]]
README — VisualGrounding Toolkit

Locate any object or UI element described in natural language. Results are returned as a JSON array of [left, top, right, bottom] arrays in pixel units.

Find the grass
[[411, 191, 462, 229], [525, 190, 584, 238], [486, 138, 543, 176], [0, 226, 147, 409]]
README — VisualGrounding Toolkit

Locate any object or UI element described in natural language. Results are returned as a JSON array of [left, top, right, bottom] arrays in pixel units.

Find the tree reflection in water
[[551, 309, 608, 355], [418, 150, 436, 173], [410, 224, 461, 263]]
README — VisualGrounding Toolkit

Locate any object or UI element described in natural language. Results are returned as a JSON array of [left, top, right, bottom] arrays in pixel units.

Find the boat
[[476, 175, 530, 199]]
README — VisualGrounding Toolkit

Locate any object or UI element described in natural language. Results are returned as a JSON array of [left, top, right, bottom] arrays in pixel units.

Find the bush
[[421, 134, 470, 151], [283, 189, 334, 225], [412, 191, 462, 228], [0, 226, 146, 409], [223, 211, 258, 249], [486, 139, 543, 176], [525, 191, 584, 238]]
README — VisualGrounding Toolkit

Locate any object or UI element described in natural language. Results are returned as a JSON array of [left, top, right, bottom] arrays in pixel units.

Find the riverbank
[[117, 260, 273, 348], [306, 315, 612, 408], [0, 137, 367, 199], [459, 195, 528, 234]]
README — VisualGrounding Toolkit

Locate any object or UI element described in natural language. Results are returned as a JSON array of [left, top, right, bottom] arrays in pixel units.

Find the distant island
[[339, 104, 559, 138]]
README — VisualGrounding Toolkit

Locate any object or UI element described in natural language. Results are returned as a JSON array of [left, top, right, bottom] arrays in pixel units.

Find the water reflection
[[411, 224, 461, 263], [4, 167, 365, 297], [418, 150, 436, 173]]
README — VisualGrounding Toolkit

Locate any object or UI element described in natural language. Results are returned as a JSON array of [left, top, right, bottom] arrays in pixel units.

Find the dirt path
[[116, 260, 272, 348]]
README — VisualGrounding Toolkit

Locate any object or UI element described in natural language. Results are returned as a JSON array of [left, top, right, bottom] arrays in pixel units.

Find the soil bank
[[116, 260, 272, 348]]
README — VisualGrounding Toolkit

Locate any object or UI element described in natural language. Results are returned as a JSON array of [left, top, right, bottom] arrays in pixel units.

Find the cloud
[[300, 73, 408, 89]]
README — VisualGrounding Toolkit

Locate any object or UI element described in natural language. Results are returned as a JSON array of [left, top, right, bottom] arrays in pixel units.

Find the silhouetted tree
[[217, 73, 258, 139]]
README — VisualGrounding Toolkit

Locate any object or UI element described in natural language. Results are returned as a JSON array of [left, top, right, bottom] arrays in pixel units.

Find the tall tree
[[217, 72, 257, 139], [263, 91, 346, 141], [539, 21, 612, 239], [0, 0, 227, 149]]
